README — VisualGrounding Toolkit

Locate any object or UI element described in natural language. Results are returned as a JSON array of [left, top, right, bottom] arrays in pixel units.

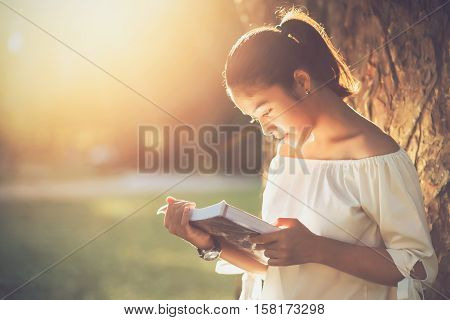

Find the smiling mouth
[[264, 124, 286, 140], [271, 129, 287, 140]]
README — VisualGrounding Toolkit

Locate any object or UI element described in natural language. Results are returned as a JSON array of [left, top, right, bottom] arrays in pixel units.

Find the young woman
[[162, 8, 438, 300]]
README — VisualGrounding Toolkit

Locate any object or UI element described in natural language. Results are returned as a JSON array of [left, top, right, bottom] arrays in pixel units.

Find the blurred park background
[[0, 0, 448, 299], [0, 0, 258, 299]]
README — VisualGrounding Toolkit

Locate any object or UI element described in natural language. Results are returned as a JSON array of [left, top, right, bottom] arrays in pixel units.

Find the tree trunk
[[234, 0, 448, 299]]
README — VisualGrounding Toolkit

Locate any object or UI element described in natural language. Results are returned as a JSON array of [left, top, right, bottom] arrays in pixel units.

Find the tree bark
[[234, 0, 448, 299]]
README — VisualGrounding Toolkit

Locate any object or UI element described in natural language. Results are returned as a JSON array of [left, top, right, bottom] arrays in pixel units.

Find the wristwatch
[[197, 237, 222, 261]]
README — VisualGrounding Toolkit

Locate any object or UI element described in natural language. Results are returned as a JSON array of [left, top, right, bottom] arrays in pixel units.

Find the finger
[[185, 201, 196, 209], [166, 196, 177, 204], [267, 258, 286, 266], [164, 198, 180, 225], [180, 206, 191, 227], [264, 249, 284, 259], [250, 230, 281, 244], [173, 201, 195, 215], [273, 217, 301, 228], [175, 202, 195, 228], [254, 242, 279, 250], [168, 201, 188, 222], [164, 207, 176, 231], [164, 200, 183, 228], [172, 200, 189, 208], [165, 200, 194, 231], [173, 204, 187, 228]]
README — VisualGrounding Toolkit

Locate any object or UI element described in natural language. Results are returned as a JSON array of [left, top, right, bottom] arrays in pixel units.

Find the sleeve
[[215, 259, 264, 299], [357, 153, 438, 299], [215, 258, 246, 275]]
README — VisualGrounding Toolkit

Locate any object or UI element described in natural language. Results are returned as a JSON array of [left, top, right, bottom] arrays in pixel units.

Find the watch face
[[204, 250, 220, 261]]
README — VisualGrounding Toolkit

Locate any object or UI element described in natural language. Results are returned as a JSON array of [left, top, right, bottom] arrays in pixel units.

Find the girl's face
[[229, 84, 316, 146]]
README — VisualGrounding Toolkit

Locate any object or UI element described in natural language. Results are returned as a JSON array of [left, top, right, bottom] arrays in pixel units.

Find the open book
[[157, 200, 279, 264]]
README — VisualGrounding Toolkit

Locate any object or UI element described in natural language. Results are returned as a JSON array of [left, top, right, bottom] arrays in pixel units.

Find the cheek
[[277, 116, 311, 140], [273, 116, 294, 132], [283, 109, 310, 128]]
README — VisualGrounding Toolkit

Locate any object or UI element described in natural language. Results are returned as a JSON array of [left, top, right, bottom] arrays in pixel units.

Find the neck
[[306, 89, 362, 144]]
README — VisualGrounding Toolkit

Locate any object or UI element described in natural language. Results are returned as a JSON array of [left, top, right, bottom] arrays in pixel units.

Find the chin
[[284, 137, 300, 149], [270, 132, 284, 140], [272, 128, 287, 140], [282, 133, 302, 149], [272, 133, 282, 140]]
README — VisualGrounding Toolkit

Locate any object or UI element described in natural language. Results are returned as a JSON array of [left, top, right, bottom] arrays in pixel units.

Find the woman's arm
[[249, 217, 426, 287], [162, 196, 268, 276], [315, 236, 426, 286], [213, 238, 268, 276]]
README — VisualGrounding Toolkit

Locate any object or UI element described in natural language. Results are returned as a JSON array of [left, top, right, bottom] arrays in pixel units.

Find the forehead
[[228, 85, 282, 115]]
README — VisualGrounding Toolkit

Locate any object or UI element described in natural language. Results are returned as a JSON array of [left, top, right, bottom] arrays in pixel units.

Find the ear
[[293, 69, 311, 95]]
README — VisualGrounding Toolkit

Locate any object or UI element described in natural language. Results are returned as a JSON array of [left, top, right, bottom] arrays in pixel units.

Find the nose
[[261, 123, 278, 137]]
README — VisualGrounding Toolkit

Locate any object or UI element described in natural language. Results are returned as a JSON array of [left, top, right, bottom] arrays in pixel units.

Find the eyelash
[[249, 108, 272, 124]]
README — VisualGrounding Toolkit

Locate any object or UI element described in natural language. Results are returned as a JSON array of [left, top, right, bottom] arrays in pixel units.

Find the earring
[[305, 89, 310, 95]]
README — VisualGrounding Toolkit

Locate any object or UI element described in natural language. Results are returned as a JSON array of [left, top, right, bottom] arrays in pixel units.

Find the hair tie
[[275, 24, 300, 44]]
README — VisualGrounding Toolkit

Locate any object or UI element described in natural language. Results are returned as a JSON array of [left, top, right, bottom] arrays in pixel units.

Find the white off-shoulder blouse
[[215, 143, 438, 300]]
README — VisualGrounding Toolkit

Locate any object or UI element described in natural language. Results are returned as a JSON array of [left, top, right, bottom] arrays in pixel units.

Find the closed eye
[[249, 108, 272, 124], [262, 108, 272, 118]]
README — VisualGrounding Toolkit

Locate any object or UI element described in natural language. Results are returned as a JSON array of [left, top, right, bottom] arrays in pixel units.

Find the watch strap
[[197, 237, 221, 260]]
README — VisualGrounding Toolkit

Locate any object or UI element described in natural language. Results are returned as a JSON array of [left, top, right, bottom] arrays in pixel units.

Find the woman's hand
[[162, 196, 214, 250], [249, 218, 321, 266]]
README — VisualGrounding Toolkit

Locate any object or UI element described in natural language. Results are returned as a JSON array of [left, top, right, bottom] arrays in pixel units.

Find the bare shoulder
[[352, 123, 400, 159], [280, 115, 400, 160]]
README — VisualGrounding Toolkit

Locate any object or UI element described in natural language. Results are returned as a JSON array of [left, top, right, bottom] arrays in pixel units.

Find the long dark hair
[[223, 7, 360, 99]]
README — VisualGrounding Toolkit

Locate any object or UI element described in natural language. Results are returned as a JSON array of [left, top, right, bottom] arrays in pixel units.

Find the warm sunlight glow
[[0, 0, 241, 174]]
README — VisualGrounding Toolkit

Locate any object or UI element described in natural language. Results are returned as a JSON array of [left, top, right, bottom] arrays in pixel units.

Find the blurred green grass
[[0, 187, 262, 299]]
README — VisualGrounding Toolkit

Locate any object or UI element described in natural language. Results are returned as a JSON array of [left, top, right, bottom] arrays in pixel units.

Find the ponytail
[[224, 7, 360, 98]]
